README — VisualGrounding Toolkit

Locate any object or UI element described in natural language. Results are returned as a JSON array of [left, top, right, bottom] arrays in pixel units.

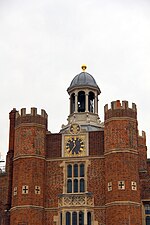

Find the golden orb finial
[[81, 64, 87, 72]]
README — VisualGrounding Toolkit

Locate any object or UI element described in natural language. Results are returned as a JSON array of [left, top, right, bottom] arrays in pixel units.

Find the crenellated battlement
[[138, 130, 146, 139], [104, 100, 137, 112], [16, 107, 48, 119], [15, 107, 48, 128], [104, 100, 137, 120]]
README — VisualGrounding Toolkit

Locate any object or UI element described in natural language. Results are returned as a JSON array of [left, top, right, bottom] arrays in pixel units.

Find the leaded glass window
[[87, 212, 91, 225], [66, 212, 71, 225], [66, 163, 85, 193]]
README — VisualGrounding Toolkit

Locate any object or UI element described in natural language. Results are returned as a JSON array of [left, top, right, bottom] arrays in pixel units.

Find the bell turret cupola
[[61, 65, 103, 132]]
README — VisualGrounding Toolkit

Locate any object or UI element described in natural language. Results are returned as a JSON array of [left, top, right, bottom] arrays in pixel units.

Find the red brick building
[[0, 66, 150, 225]]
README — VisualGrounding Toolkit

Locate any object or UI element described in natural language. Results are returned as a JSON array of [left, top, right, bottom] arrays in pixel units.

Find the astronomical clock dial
[[64, 135, 86, 157]]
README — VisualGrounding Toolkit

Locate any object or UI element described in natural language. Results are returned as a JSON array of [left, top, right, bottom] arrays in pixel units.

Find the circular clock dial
[[66, 137, 84, 155]]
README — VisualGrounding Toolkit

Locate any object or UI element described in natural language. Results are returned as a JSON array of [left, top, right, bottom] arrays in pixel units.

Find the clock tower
[[61, 65, 103, 133], [58, 65, 105, 225]]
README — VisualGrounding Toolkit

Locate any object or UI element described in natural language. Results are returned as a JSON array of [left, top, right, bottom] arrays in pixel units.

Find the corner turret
[[11, 107, 48, 224], [104, 100, 142, 224]]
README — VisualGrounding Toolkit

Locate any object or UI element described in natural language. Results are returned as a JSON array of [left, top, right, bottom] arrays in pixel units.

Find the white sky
[[0, 0, 150, 160]]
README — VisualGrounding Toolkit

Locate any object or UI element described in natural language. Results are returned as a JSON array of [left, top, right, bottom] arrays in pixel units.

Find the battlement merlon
[[15, 107, 48, 118], [15, 107, 48, 128], [104, 100, 137, 112], [104, 100, 137, 120], [138, 130, 146, 146], [138, 130, 146, 138]]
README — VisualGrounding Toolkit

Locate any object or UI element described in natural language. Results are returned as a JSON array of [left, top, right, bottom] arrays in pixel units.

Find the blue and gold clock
[[64, 135, 86, 157]]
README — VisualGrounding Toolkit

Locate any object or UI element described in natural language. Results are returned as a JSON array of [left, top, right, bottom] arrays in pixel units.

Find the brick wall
[[46, 134, 62, 158], [89, 131, 104, 156], [45, 160, 63, 208]]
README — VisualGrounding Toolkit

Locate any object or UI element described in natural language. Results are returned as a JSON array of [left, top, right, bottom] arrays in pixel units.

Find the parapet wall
[[15, 107, 48, 128], [104, 100, 137, 121]]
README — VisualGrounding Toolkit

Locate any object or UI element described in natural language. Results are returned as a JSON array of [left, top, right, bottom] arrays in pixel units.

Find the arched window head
[[74, 164, 78, 177], [66, 212, 71, 225], [146, 216, 150, 225], [88, 92, 95, 113], [72, 212, 77, 225], [74, 179, 78, 193], [71, 93, 75, 114], [78, 91, 85, 112], [79, 211, 84, 225], [67, 165, 72, 178], [87, 212, 91, 225], [80, 164, 84, 177], [67, 179, 72, 193], [60, 212, 62, 225], [80, 178, 85, 192]]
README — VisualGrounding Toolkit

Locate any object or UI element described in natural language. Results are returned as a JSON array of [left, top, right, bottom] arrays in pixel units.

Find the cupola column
[[75, 92, 78, 113], [94, 94, 98, 114], [69, 96, 71, 114], [85, 91, 89, 112]]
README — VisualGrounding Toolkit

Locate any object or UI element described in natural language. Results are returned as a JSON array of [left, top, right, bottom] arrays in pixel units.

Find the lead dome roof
[[67, 72, 101, 94]]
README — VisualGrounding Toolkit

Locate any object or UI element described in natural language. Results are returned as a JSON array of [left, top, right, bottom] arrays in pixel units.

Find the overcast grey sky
[[0, 0, 150, 160]]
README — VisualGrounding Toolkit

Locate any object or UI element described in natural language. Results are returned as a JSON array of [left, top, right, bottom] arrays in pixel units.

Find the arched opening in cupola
[[88, 91, 95, 113], [70, 93, 75, 114], [78, 91, 85, 112]]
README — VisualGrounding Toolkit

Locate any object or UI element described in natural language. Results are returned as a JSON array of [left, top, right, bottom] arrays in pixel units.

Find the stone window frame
[[14, 187, 17, 196], [22, 185, 29, 194], [142, 201, 150, 225], [131, 181, 137, 191], [65, 162, 86, 194], [108, 182, 112, 191], [35, 186, 41, 194], [60, 210, 92, 225], [118, 181, 125, 190], [61, 159, 90, 194]]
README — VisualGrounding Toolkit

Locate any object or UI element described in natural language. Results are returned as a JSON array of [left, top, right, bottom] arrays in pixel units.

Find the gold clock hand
[[71, 140, 76, 152]]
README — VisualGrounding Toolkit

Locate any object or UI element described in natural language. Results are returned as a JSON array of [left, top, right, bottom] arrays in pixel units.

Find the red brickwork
[[45, 160, 63, 208], [89, 131, 104, 156], [12, 158, 45, 207], [94, 208, 105, 224], [0, 174, 8, 205], [140, 162, 150, 200], [138, 132, 147, 171], [87, 159, 105, 206], [45, 211, 58, 225], [10, 208, 44, 225], [105, 119, 138, 151], [14, 126, 46, 157], [105, 153, 141, 203], [46, 134, 62, 158], [105, 205, 142, 225]]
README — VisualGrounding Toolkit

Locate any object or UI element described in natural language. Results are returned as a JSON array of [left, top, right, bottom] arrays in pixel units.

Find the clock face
[[64, 135, 86, 157]]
